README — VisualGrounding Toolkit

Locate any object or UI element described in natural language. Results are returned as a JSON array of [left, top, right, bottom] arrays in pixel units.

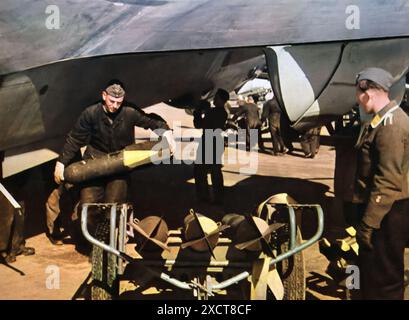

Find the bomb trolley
[[81, 197, 323, 300]]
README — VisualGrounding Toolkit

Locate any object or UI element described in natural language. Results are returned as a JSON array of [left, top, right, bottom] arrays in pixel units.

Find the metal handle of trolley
[[81, 203, 324, 292]]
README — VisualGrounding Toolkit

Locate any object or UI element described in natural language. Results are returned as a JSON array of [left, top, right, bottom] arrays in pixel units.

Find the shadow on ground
[[306, 271, 347, 300], [129, 162, 334, 239], [2, 159, 340, 300]]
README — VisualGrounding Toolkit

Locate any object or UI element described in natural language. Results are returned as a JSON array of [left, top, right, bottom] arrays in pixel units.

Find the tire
[[277, 227, 305, 300], [91, 219, 118, 300], [268, 210, 306, 300]]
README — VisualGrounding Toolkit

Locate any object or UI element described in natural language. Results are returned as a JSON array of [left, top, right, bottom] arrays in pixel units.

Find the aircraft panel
[[1, 0, 409, 74]]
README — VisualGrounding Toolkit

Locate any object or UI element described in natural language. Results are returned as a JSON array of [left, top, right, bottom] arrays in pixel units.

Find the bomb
[[64, 140, 169, 184], [181, 209, 228, 255], [129, 215, 169, 252], [222, 213, 284, 252]]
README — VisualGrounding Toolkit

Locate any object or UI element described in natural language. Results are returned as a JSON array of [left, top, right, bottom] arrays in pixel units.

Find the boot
[[5, 244, 35, 263], [6, 205, 35, 263]]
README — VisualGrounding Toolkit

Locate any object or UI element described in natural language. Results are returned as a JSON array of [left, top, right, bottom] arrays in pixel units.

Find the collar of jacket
[[370, 100, 399, 128], [100, 102, 125, 126]]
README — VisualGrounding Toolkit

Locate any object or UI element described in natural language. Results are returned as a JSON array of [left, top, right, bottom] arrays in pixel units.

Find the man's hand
[[54, 161, 65, 185], [356, 221, 376, 251], [163, 130, 176, 156]]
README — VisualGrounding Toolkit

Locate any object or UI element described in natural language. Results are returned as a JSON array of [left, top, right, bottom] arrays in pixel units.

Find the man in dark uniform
[[353, 67, 409, 299], [193, 89, 229, 204], [260, 97, 288, 155], [232, 96, 263, 151], [54, 82, 175, 250]]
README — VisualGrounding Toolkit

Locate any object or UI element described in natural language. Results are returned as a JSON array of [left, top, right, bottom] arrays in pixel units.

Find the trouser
[[315, 131, 320, 153], [357, 199, 409, 299], [194, 164, 224, 202], [75, 174, 129, 246], [301, 134, 316, 156], [268, 124, 286, 154], [343, 202, 362, 228], [301, 128, 321, 156], [0, 187, 27, 256], [245, 126, 263, 151], [8, 206, 26, 256], [45, 185, 79, 235]]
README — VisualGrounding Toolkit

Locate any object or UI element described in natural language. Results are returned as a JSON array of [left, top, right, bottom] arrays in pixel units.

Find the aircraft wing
[[1, 1, 409, 177], [1, 0, 409, 74]]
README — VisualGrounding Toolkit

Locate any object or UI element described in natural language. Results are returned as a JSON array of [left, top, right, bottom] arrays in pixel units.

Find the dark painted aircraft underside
[[2, 0, 409, 74], [1, 0, 409, 176]]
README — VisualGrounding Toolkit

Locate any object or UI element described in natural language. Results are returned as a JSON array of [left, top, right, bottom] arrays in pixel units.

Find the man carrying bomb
[[353, 67, 409, 299], [53, 81, 176, 252]]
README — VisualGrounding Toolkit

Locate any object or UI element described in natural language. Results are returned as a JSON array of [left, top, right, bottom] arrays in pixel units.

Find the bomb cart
[[81, 193, 323, 300]]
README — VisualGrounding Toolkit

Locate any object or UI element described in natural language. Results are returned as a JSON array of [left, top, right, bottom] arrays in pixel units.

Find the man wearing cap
[[353, 67, 409, 299], [53, 82, 175, 250]]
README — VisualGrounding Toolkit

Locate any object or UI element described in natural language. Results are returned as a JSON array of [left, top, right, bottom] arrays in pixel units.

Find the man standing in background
[[193, 89, 229, 205]]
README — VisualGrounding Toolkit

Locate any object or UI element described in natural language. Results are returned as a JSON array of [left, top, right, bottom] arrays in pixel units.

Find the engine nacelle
[[264, 38, 409, 131]]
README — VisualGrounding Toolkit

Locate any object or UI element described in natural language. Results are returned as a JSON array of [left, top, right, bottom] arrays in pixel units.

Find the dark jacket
[[261, 98, 282, 128], [58, 103, 169, 166], [194, 107, 227, 131], [193, 106, 227, 164], [232, 103, 261, 129], [353, 101, 409, 228]]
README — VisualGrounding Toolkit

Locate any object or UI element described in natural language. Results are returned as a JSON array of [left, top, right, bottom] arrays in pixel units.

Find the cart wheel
[[276, 226, 305, 300], [91, 219, 118, 300], [257, 201, 307, 300]]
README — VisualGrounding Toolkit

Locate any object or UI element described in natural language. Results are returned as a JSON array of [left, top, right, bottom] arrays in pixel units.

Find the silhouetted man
[[193, 89, 229, 204]]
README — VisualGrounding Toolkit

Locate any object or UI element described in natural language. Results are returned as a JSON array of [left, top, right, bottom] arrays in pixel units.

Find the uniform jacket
[[193, 106, 227, 131], [232, 103, 261, 129], [58, 103, 169, 166], [261, 98, 282, 128], [193, 106, 227, 164], [353, 100, 409, 228]]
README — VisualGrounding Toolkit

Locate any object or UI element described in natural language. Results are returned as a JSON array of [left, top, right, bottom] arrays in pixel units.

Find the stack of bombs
[[318, 226, 359, 283], [128, 209, 284, 255]]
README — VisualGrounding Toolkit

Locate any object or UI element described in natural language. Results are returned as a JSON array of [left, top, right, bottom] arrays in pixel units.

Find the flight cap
[[356, 67, 394, 91], [105, 83, 125, 98]]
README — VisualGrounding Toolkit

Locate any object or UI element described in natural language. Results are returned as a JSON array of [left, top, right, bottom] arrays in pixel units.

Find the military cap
[[356, 67, 394, 91], [105, 83, 125, 98]]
